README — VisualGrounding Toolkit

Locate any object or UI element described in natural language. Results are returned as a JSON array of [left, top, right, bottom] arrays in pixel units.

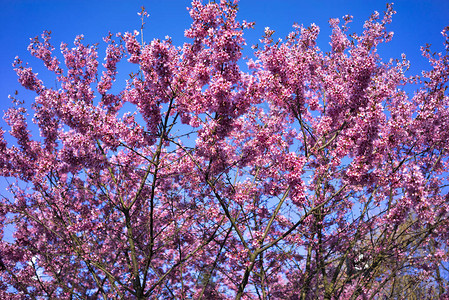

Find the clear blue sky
[[0, 0, 447, 243], [0, 0, 448, 128]]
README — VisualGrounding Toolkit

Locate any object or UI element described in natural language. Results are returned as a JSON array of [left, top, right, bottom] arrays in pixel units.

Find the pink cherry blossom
[[1, 1, 448, 299]]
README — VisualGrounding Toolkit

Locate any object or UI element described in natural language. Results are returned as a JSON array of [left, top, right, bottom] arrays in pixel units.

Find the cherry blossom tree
[[1, 1, 448, 299]]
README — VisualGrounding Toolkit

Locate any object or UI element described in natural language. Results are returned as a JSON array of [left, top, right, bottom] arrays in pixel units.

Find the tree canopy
[[1, 1, 448, 299]]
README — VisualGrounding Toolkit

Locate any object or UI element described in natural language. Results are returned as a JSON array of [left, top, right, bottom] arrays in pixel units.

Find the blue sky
[[0, 0, 447, 247], [0, 0, 448, 131]]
